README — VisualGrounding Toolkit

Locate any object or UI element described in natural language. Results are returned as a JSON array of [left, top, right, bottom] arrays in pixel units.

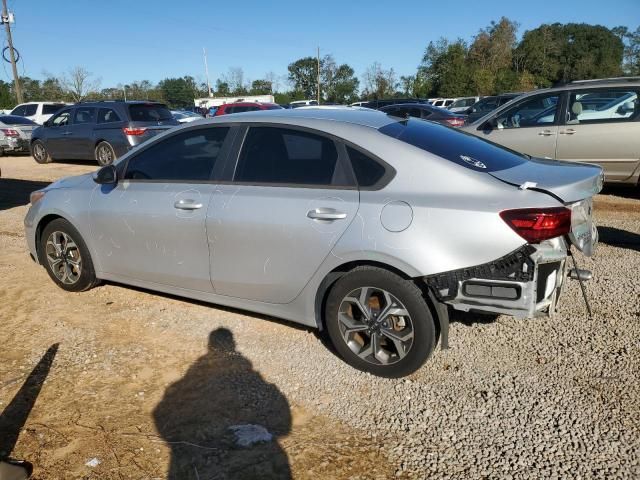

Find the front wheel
[[40, 219, 98, 292], [325, 267, 437, 378], [95, 141, 116, 166], [32, 140, 52, 164]]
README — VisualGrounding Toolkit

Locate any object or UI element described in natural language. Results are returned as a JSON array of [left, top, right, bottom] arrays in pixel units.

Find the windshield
[[379, 119, 528, 172], [129, 104, 173, 122]]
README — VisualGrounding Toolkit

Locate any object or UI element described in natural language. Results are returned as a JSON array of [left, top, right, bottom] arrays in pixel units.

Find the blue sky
[[8, 0, 640, 90]]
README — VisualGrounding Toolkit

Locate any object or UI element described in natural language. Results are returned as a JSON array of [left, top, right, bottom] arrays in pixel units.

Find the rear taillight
[[444, 118, 465, 127], [500, 207, 571, 243], [123, 127, 147, 136], [1, 128, 19, 137]]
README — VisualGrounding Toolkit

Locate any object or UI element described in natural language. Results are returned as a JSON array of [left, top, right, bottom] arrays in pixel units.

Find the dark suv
[[30, 101, 179, 165]]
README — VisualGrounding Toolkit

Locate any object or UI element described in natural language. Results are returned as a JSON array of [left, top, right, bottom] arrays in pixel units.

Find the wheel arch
[[35, 214, 71, 263], [313, 260, 446, 344]]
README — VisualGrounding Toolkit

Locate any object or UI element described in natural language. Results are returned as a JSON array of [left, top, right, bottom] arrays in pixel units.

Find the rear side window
[[73, 107, 96, 125], [128, 104, 173, 122], [42, 104, 65, 115], [234, 127, 351, 186], [23, 104, 38, 116], [379, 119, 528, 172], [346, 146, 386, 187], [97, 108, 122, 124], [125, 127, 229, 181], [568, 89, 639, 124]]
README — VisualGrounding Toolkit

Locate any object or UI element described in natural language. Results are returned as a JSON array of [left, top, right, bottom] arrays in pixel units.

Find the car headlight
[[30, 190, 46, 205]]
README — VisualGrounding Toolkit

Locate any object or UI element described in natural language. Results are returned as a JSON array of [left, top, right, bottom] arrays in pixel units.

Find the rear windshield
[[128, 104, 173, 122], [0, 115, 37, 125], [379, 119, 528, 172]]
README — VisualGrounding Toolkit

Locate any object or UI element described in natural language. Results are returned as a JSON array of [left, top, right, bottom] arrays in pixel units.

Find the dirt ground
[[0, 155, 638, 479]]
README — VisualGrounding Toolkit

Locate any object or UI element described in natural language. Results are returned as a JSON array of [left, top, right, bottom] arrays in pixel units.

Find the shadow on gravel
[[600, 185, 640, 200], [0, 343, 59, 459], [0, 178, 50, 211], [598, 226, 640, 252], [153, 328, 292, 480], [50, 159, 97, 167], [449, 309, 500, 327]]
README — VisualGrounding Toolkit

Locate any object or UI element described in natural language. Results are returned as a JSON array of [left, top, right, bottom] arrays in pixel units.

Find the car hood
[[47, 172, 94, 190], [489, 157, 604, 204]]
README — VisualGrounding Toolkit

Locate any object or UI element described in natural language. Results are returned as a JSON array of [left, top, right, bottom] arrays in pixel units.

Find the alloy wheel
[[337, 287, 414, 365], [98, 145, 113, 165], [45, 231, 82, 285], [33, 143, 46, 162]]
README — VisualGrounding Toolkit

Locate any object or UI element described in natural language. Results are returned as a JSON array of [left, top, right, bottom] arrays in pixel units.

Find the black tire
[[31, 140, 52, 164], [40, 218, 98, 292], [325, 266, 437, 378], [95, 141, 116, 166]]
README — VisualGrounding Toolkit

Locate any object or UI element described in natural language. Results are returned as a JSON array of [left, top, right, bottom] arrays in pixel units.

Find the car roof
[[203, 107, 398, 129]]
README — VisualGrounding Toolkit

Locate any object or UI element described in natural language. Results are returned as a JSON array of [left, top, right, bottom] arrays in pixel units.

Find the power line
[[1, 0, 22, 103]]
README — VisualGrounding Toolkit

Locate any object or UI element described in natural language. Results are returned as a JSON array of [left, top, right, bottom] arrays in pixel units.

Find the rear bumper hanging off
[[424, 239, 569, 319]]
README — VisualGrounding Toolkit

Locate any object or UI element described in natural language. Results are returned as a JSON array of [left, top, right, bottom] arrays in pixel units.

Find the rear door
[[475, 92, 562, 158], [68, 106, 97, 159], [90, 126, 233, 291], [208, 125, 359, 304], [556, 87, 640, 183]]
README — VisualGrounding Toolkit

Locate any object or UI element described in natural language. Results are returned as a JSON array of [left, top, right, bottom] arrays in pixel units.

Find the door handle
[[559, 129, 576, 135], [174, 199, 203, 210], [538, 130, 555, 136], [307, 208, 347, 221], [62, 132, 73, 136]]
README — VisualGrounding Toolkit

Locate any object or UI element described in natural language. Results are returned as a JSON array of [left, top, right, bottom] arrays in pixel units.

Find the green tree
[[288, 56, 318, 99], [613, 25, 640, 75], [322, 56, 359, 103], [0, 80, 13, 108], [362, 62, 397, 99], [158, 76, 200, 108], [418, 38, 472, 96], [250, 79, 273, 95]]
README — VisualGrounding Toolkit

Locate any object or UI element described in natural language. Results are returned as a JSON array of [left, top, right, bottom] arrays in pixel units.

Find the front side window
[[50, 110, 71, 127], [494, 94, 560, 129], [568, 89, 639, 124], [10, 105, 26, 116], [73, 107, 96, 125], [234, 127, 351, 187], [124, 127, 229, 181], [97, 108, 121, 124]]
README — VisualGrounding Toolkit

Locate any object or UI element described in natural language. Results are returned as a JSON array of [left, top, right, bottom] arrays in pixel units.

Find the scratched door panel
[[208, 185, 358, 303], [89, 181, 215, 292]]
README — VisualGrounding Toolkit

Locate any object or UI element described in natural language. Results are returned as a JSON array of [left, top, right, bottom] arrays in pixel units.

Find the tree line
[[2, 19, 638, 109]]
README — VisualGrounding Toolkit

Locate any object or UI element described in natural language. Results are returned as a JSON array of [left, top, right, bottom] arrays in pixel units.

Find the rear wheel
[[40, 219, 98, 292], [32, 140, 52, 164], [325, 267, 437, 378], [95, 141, 116, 166]]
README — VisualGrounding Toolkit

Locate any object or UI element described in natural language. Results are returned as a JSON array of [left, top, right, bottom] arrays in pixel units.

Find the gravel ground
[[0, 156, 638, 479]]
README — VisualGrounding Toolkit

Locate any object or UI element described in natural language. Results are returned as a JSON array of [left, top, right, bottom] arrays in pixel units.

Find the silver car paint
[[24, 109, 599, 329]]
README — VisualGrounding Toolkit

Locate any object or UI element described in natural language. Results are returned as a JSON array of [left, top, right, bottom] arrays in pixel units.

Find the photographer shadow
[[153, 328, 291, 480]]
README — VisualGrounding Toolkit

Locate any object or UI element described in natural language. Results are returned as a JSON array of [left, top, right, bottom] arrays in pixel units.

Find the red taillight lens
[[500, 207, 571, 243], [1, 128, 19, 137], [444, 118, 465, 127], [123, 127, 147, 136]]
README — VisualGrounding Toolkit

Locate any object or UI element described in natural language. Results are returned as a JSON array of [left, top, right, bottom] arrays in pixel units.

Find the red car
[[214, 102, 283, 116]]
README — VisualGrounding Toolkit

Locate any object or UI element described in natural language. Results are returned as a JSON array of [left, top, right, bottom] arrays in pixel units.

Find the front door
[[208, 126, 359, 304], [556, 87, 640, 182], [476, 92, 562, 159], [44, 108, 72, 158], [89, 126, 231, 292]]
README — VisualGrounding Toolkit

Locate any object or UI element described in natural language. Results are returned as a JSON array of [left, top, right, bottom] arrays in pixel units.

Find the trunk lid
[[488, 157, 603, 204]]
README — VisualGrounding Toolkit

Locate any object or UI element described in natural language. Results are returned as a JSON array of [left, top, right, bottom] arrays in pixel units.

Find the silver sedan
[[24, 109, 603, 377]]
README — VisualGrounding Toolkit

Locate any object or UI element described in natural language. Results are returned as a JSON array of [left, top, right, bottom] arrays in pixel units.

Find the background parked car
[[448, 96, 482, 113], [30, 101, 178, 166], [462, 78, 640, 184], [465, 93, 522, 123], [380, 103, 467, 127], [0, 115, 38, 155], [430, 98, 457, 108], [10, 102, 68, 125], [172, 110, 203, 123], [289, 100, 319, 108], [214, 102, 283, 116], [352, 98, 429, 109]]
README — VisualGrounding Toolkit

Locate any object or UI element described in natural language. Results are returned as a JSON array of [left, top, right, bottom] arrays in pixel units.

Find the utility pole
[[317, 46, 320, 104], [1, 0, 22, 104], [203, 47, 212, 97]]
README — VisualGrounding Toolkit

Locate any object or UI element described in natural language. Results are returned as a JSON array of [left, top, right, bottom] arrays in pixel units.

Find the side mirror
[[93, 165, 118, 185], [480, 118, 497, 130]]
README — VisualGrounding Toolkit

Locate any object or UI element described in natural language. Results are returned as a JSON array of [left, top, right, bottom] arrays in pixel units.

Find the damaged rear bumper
[[424, 238, 570, 319]]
